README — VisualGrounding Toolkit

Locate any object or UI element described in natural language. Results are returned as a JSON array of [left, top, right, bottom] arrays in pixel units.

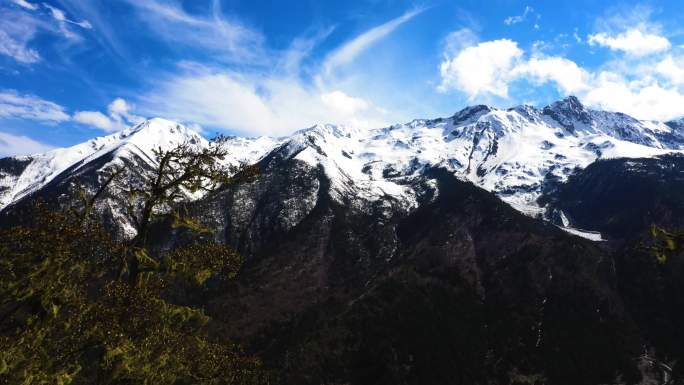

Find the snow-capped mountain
[[5, 98, 684, 383], [1, 96, 683, 239], [262, 96, 683, 218], [0, 118, 278, 210]]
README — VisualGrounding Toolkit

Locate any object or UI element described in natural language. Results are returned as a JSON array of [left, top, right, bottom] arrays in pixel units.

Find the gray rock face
[[185, 163, 654, 385], [0, 157, 32, 195], [193, 159, 322, 255]]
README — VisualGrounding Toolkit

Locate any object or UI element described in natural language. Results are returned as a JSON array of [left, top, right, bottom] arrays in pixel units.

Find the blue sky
[[2, 0, 684, 156]]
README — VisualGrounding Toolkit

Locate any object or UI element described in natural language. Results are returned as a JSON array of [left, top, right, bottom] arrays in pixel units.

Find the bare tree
[[120, 139, 258, 283]]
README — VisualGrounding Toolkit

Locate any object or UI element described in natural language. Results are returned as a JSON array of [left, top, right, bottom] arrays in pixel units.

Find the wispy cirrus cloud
[[0, 29, 41, 64], [504, 5, 534, 26], [57, 0, 129, 60], [131, 7, 426, 135], [0, 1, 93, 64], [322, 8, 425, 76], [10, 0, 38, 11], [119, 0, 266, 64], [280, 26, 336, 76], [0, 8, 43, 63], [3, 2, 428, 138], [42, 3, 92, 30]]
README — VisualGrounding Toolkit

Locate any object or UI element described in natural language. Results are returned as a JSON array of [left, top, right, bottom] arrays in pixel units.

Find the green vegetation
[[0, 141, 266, 384], [646, 224, 683, 264]]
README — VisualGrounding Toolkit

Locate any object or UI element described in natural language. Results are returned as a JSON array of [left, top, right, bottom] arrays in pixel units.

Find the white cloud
[[437, 29, 684, 121], [0, 131, 53, 157], [438, 39, 523, 98], [0, 89, 142, 133], [73, 110, 115, 131], [656, 56, 684, 85], [512, 56, 590, 94], [108, 98, 144, 125], [138, 66, 389, 136], [133, 8, 427, 136], [0, 90, 70, 122], [108, 98, 130, 117], [43, 3, 68, 22], [0, 9, 43, 63], [42, 3, 92, 30], [438, 41, 589, 100], [0, 29, 40, 63], [584, 71, 684, 121], [320, 90, 370, 115], [74, 98, 145, 132], [504, 6, 533, 26], [323, 8, 424, 75], [10, 0, 37, 10], [587, 29, 670, 56]]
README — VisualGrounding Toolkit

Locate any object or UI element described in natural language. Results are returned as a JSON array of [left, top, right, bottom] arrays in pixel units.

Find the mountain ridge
[[2, 96, 684, 240]]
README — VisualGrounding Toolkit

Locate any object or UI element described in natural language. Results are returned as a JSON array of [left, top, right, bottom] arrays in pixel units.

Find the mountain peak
[[543, 95, 592, 130], [124, 117, 197, 137], [452, 105, 492, 124], [294, 123, 365, 140], [546, 95, 585, 112], [119, 118, 206, 152]]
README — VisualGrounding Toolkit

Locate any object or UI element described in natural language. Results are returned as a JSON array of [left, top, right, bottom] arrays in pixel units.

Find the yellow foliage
[[0, 203, 267, 384], [647, 224, 684, 264]]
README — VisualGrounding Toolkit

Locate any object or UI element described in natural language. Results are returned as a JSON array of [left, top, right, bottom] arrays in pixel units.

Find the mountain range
[[2, 96, 684, 384], [2, 96, 683, 240]]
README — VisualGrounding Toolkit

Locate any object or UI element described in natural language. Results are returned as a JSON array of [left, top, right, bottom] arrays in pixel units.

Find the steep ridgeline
[[0, 118, 279, 237], [1, 96, 683, 238], [274, 96, 683, 223]]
